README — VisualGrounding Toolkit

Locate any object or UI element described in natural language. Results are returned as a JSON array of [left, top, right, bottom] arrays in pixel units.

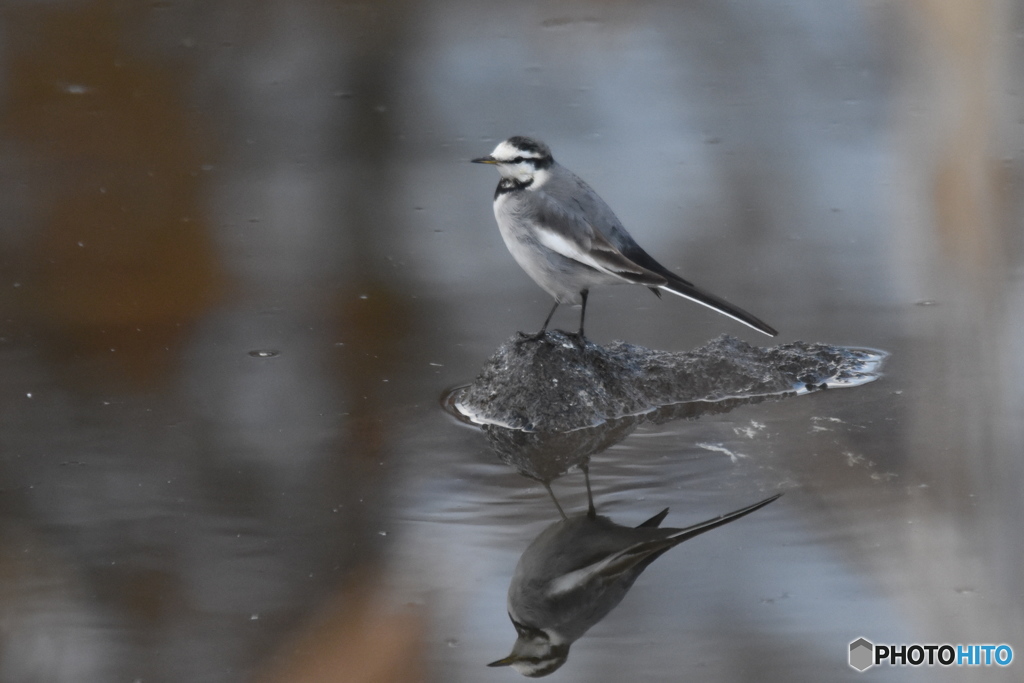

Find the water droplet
[[248, 349, 279, 358], [915, 299, 938, 306]]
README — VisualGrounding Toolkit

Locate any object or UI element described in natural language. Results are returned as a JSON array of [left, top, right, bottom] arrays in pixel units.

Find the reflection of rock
[[489, 493, 781, 677], [481, 418, 640, 483], [453, 332, 886, 432], [480, 393, 803, 484]]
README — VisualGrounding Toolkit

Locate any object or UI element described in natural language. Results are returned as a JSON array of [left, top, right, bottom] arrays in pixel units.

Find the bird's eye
[[512, 156, 524, 163]]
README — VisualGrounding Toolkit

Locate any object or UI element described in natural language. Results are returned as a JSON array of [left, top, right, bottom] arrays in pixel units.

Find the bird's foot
[[567, 330, 588, 349], [515, 329, 549, 345]]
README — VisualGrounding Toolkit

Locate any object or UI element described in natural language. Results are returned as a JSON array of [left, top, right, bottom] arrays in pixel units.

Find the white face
[[488, 141, 549, 184], [506, 636, 567, 677]]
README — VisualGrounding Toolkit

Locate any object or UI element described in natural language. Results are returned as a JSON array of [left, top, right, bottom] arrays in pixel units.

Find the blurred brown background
[[0, 1, 1021, 681]]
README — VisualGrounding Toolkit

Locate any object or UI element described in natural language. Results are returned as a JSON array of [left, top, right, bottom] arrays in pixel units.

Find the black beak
[[471, 155, 497, 164], [487, 655, 515, 667]]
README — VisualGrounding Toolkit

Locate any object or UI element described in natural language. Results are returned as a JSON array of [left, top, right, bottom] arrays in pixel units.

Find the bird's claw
[[515, 330, 549, 344], [567, 331, 588, 349]]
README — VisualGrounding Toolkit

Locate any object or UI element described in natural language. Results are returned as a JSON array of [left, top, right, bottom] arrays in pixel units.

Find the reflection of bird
[[488, 493, 782, 677], [472, 137, 777, 339]]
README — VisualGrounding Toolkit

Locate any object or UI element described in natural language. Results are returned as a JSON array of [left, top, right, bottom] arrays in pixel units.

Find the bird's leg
[[578, 290, 588, 337], [582, 461, 595, 519], [517, 301, 559, 343], [543, 481, 567, 520], [542, 300, 560, 333], [568, 290, 588, 347]]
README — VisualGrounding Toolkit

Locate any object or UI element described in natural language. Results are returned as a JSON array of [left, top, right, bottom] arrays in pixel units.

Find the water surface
[[0, 1, 1021, 682]]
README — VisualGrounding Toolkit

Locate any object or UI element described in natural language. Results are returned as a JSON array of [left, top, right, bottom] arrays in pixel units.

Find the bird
[[472, 136, 777, 339], [488, 492, 782, 677]]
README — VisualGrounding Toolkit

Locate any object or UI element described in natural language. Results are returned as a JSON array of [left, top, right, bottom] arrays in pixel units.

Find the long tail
[[666, 493, 782, 545], [658, 276, 777, 337], [592, 493, 782, 579]]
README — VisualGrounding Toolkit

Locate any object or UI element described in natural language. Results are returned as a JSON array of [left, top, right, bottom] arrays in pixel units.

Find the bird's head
[[488, 637, 569, 678], [488, 614, 569, 677], [472, 136, 554, 186]]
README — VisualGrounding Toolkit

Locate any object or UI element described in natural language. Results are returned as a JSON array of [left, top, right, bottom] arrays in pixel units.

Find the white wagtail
[[472, 137, 777, 339], [488, 493, 781, 676]]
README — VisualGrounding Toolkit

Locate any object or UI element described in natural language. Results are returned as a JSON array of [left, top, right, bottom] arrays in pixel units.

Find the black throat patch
[[495, 177, 533, 198]]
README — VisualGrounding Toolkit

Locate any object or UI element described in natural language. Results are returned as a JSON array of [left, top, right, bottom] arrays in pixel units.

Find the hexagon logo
[[849, 637, 874, 671]]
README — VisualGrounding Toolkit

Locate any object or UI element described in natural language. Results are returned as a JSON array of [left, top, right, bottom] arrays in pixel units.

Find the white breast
[[492, 192, 611, 305]]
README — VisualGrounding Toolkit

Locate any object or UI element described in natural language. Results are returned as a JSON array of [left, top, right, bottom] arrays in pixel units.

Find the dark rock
[[451, 332, 886, 433]]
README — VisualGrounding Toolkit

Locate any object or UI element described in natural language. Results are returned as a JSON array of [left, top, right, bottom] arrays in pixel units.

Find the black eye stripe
[[509, 614, 548, 640], [496, 153, 553, 169]]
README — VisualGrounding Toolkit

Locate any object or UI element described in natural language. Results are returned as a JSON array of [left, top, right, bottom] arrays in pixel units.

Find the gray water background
[[0, 1, 1022, 681]]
